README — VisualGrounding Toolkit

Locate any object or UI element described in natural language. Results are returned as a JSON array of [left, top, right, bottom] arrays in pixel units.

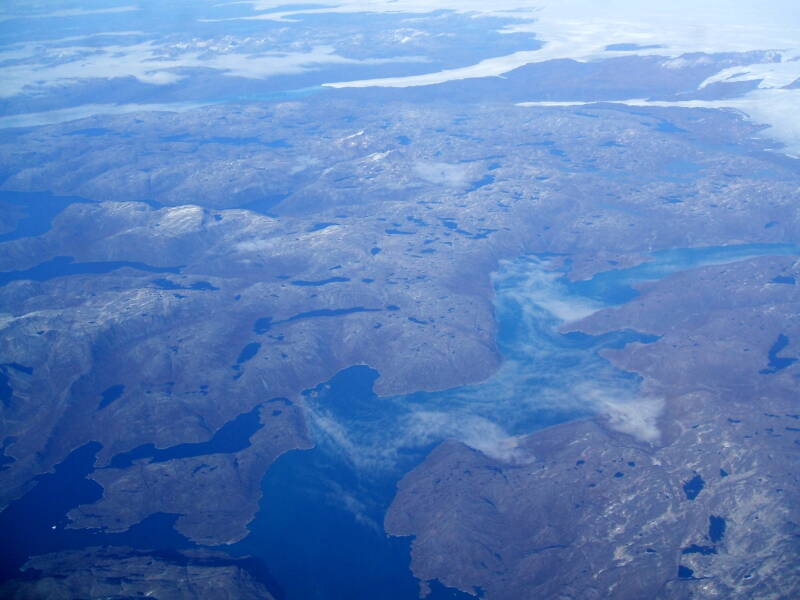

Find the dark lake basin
[[759, 333, 797, 374], [0, 246, 783, 596], [0, 256, 182, 287], [0, 191, 90, 244]]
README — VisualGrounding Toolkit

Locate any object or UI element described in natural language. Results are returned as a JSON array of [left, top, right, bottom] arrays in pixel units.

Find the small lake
[[0, 256, 182, 287], [232, 244, 800, 598], [1, 243, 798, 597], [565, 243, 800, 305]]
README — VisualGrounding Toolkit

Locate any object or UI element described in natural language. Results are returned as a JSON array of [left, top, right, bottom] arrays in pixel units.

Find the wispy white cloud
[[493, 259, 603, 322], [0, 37, 427, 99], [302, 256, 663, 476], [582, 385, 665, 443], [0, 5, 139, 23], [412, 161, 470, 187], [308, 1, 800, 154], [402, 410, 534, 463], [206, 0, 531, 23], [4, 0, 797, 157], [699, 56, 800, 90], [304, 1, 798, 87]]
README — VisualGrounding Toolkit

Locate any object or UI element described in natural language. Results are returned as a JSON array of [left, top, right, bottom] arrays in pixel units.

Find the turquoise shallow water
[[2, 244, 799, 597], [565, 243, 800, 305], [233, 243, 800, 599]]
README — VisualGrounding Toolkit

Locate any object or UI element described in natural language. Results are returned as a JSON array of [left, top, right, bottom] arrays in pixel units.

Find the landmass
[[0, 547, 277, 599], [1, 97, 799, 594], [386, 256, 800, 599]]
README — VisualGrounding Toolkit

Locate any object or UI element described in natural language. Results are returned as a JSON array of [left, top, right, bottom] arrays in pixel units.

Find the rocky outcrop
[[0, 547, 277, 600], [386, 256, 800, 599]]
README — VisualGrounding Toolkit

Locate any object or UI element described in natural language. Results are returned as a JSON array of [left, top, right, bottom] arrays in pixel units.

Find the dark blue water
[[253, 317, 274, 334], [2, 363, 32, 375], [107, 404, 265, 469], [467, 174, 495, 191], [231, 368, 474, 600], [235, 450, 420, 600], [770, 275, 796, 284], [656, 120, 686, 134], [0, 437, 16, 471], [677, 565, 695, 579], [683, 475, 705, 500], [252, 307, 385, 334], [228, 257, 670, 599], [151, 278, 218, 291], [97, 384, 125, 410], [708, 516, 726, 543], [231, 246, 795, 598], [238, 192, 291, 216], [236, 342, 261, 365], [291, 277, 350, 286], [0, 402, 280, 581], [234, 447, 472, 600], [0, 443, 195, 581], [441, 219, 458, 230], [759, 334, 797, 374], [1, 246, 786, 594], [438, 218, 496, 240], [0, 256, 182, 287], [0, 191, 90, 243]]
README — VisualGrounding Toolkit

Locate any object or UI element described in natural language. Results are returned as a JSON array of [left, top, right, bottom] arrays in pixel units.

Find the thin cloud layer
[[303, 257, 661, 476], [0, 37, 427, 99], [318, 0, 799, 87], [0, 5, 139, 22], [307, 0, 800, 155]]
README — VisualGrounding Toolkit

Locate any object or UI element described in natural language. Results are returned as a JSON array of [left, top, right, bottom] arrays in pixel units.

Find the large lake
[[1, 242, 798, 597]]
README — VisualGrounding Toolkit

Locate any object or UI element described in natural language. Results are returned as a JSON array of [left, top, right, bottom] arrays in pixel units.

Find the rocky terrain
[[0, 547, 276, 599], [386, 256, 800, 599], [1, 97, 799, 596]]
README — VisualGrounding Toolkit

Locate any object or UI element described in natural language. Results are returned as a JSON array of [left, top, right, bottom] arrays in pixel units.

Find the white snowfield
[[1, 0, 798, 153], [310, 0, 800, 155], [518, 90, 800, 158]]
